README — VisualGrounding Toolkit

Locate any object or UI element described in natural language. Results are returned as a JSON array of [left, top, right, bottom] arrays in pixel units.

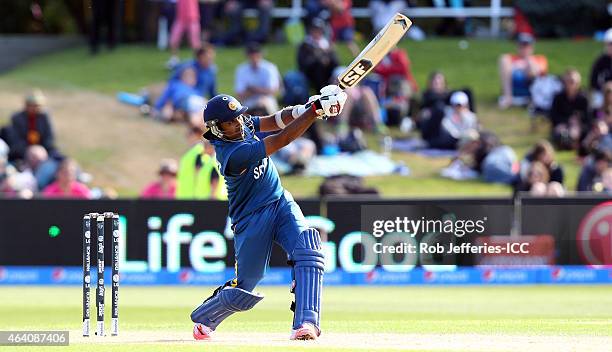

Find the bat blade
[[337, 13, 412, 89]]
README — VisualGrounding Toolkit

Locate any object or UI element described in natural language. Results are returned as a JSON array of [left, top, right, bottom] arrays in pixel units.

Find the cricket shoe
[[193, 323, 214, 340], [290, 322, 320, 341]]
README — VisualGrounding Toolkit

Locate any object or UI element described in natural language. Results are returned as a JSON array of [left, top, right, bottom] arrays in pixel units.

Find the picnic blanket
[[304, 150, 409, 177], [391, 138, 458, 158]]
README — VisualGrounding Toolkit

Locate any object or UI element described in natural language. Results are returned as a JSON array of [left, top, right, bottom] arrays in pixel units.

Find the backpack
[[282, 70, 309, 106]]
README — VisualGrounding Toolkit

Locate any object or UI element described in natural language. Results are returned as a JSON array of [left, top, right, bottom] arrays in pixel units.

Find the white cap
[[605, 28, 612, 43], [450, 91, 469, 106]]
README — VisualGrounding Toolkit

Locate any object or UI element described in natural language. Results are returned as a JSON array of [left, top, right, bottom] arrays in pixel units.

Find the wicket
[[82, 212, 120, 337]]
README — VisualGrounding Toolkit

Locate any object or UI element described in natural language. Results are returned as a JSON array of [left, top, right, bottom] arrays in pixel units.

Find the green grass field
[[0, 39, 603, 196], [1, 285, 611, 351]]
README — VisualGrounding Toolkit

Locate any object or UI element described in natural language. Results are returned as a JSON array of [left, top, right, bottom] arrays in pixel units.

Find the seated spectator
[[443, 130, 518, 184], [369, 0, 407, 33], [166, 0, 201, 70], [176, 125, 227, 199], [589, 28, 612, 109], [498, 33, 548, 109], [0, 138, 15, 197], [273, 137, 317, 175], [373, 48, 419, 126], [298, 18, 339, 92], [576, 149, 612, 192], [171, 44, 217, 98], [153, 67, 205, 126], [421, 71, 449, 111], [234, 43, 281, 115], [583, 82, 612, 154], [421, 91, 479, 150], [332, 67, 387, 135], [141, 159, 178, 199], [519, 140, 564, 186], [4, 89, 60, 162], [42, 158, 91, 199], [221, 0, 273, 45], [321, 0, 359, 55], [24, 145, 59, 191], [516, 161, 565, 197], [549, 69, 590, 151], [598, 167, 612, 194]]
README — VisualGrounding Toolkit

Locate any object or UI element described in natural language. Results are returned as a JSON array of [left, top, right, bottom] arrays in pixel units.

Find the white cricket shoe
[[290, 322, 320, 340], [193, 323, 213, 340]]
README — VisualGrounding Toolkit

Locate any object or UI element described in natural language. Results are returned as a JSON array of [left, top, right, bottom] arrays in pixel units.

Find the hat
[[450, 91, 469, 106], [25, 89, 46, 106], [158, 159, 178, 175], [246, 42, 261, 54], [310, 18, 326, 31], [517, 32, 534, 45], [604, 28, 612, 43]]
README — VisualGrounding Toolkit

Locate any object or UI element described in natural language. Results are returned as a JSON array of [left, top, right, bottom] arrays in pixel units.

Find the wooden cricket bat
[[337, 13, 412, 90]]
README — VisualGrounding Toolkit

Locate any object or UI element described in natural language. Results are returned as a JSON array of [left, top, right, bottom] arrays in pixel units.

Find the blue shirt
[[154, 80, 201, 111], [211, 117, 284, 224], [171, 59, 217, 98]]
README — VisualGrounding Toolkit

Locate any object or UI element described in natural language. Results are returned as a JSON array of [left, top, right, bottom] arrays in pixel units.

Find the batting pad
[[291, 228, 325, 330], [190, 287, 264, 329]]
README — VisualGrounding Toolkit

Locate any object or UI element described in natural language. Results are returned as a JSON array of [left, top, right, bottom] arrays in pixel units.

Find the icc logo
[[576, 201, 612, 265]]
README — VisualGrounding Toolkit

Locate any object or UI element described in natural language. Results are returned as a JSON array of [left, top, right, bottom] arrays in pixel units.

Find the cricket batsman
[[190, 85, 348, 340]]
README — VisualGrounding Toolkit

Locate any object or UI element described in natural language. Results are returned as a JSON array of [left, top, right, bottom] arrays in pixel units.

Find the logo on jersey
[[228, 101, 238, 111], [254, 158, 268, 180]]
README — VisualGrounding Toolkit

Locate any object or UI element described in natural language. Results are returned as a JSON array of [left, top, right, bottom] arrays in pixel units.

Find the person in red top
[[42, 158, 91, 199], [140, 159, 178, 199], [374, 48, 419, 127], [321, 0, 359, 55], [374, 48, 419, 96]]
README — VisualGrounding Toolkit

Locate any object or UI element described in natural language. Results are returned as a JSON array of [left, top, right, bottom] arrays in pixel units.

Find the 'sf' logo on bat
[[340, 59, 373, 87]]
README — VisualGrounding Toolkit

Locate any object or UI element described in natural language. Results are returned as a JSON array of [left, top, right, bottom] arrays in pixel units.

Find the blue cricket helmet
[[202, 94, 249, 141]]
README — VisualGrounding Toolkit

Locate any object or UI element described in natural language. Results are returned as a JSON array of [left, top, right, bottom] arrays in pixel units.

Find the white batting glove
[[317, 85, 347, 118]]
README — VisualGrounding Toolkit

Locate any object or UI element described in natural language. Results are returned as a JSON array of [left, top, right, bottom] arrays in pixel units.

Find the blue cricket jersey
[[211, 117, 284, 224]]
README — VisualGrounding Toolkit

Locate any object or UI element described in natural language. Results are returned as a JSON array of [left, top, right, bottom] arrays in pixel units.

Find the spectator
[[24, 145, 59, 191], [369, 0, 407, 33], [332, 67, 387, 135], [583, 82, 612, 154], [421, 71, 449, 111], [171, 44, 218, 99], [221, 0, 273, 45], [199, 0, 221, 43], [4, 89, 60, 163], [576, 149, 612, 192], [599, 167, 612, 194], [549, 69, 589, 150], [153, 67, 205, 126], [373, 48, 419, 126], [421, 91, 479, 150], [298, 18, 339, 92], [589, 28, 612, 109], [519, 140, 564, 186], [42, 158, 91, 199], [516, 161, 564, 197], [234, 43, 281, 115], [176, 125, 227, 199], [273, 137, 317, 175], [90, 0, 117, 54], [166, 0, 201, 70], [0, 138, 15, 197], [321, 0, 359, 55], [431, 0, 468, 36], [498, 33, 548, 109], [141, 159, 178, 199]]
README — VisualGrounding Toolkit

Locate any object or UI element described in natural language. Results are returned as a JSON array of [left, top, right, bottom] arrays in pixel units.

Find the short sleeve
[[225, 141, 266, 176]]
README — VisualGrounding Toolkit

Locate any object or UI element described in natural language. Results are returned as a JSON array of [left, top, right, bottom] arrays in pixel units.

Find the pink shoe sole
[[290, 324, 319, 341], [193, 323, 213, 340]]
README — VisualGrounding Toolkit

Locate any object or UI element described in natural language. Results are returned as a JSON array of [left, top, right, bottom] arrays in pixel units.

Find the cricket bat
[[337, 13, 412, 90]]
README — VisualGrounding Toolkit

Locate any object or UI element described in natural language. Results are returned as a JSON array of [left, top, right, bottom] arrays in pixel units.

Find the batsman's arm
[[262, 103, 320, 156], [258, 107, 299, 132]]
